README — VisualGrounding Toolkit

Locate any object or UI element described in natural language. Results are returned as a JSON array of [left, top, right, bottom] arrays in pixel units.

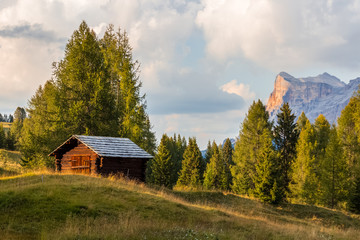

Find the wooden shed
[[49, 135, 153, 181]]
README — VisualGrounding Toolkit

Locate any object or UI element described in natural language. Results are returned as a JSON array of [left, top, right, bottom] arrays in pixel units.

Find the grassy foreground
[[0, 173, 359, 240]]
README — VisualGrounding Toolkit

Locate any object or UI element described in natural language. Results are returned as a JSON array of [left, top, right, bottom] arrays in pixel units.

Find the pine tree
[[150, 134, 173, 188], [231, 100, 272, 195], [349, 176, 360, 213], [273, 103, 299, 202], [254, 129, 280, 203], [176, 137, 203, 188], [290, 120, 318, 204], [319, 126, 349, 208]]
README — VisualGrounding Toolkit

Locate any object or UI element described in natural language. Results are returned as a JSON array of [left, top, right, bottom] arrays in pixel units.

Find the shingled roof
[[49, 135, 153, 159]]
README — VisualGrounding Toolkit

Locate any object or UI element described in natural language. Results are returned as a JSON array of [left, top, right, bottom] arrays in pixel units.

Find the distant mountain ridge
[[266, 72, 360, 123]]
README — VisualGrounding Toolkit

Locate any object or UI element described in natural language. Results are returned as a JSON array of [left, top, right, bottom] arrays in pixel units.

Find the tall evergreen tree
[[176, 137, 203, 188], [231, 100, 272, 195], [204, 141, 225, 189], [221, 138, 233, 190], [319, 126, 349, 208], [296, 111, 308, 132], [290, 120, 318, 204], [273, 103, 299, 201], [168, 134, 187, 186], [254, 129, 280, 203], [20, 21, 156, 166], [149, 134, 173, 188], [0, 124, 5, 149], [101, 25, 156, 155]]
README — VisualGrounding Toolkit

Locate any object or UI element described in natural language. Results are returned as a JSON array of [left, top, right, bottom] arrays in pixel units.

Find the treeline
[[147, 93, 360, 213], [0, 113, 14, 123], [5, 21, 156, 167], [0, 107, 26, 150]]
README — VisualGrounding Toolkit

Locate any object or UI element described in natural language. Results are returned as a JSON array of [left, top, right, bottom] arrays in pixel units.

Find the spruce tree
[[254, 129, 280, 203], [231, 100, 272, 195], [203, 142, 226, 190], [273, 103, 299, 201], [150, 134, 173, 188], [221, 138, 233, 190], [290, 120, 318, 204], [176, 137, 203, 188]]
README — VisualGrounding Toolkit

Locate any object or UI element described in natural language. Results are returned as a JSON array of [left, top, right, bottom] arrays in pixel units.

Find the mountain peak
[[266, 72, 357, 124]]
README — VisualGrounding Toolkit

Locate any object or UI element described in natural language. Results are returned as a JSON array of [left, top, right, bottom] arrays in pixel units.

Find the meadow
[[0, 169, 359, 239]]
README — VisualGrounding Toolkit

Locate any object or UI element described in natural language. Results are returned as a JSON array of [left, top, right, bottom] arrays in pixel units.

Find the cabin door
[[71, 156, 91, 174]]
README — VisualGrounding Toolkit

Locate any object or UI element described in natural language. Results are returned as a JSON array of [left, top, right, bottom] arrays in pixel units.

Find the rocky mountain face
[[266, 72, 360, 123]]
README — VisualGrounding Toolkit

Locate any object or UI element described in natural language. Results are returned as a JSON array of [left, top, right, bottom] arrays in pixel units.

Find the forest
[[1, 21, 360, 214]]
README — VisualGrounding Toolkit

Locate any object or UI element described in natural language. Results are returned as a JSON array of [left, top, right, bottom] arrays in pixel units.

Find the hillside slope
[[266, 72, 360, 123], [0, 174, 359, 239]]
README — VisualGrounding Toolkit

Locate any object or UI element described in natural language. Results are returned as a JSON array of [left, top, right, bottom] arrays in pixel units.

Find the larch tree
[[338, 90, 360, 211], [273, 102, 299, 202], [290, 120, 318, 204], [319, 126, 349, 208], [20, 21, 156, 167], [101, 25, 156, 155], [231, 100, 272, 195]]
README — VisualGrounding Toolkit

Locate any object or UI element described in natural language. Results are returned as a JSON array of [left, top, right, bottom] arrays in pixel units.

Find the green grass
[[0, 173, 359, 239], [0, 149, 22, 177]]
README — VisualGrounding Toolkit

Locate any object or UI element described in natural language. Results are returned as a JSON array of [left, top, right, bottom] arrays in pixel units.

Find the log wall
[[60, 143, 98, 174]]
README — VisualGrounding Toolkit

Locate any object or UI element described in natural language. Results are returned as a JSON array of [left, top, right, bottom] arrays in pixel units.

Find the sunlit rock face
[[266, 72, 360, 123]]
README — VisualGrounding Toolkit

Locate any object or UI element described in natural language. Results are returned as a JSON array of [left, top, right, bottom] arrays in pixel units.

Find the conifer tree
[[290, 120, 318, 204], [319, 126, 349, 208], [101, 25, 156, 155], [273, 103, 299, 201], [221, 138, 233, 190], [296, 112, 308, 132], [0, 124, 5, 149], [254, 129, 280, 203], [176, 137, 203, 188], [338, 93, 360, 184], [350, 177, 360, 213], [20, 21, 156, 166], [203, 142, 226, 190], [204, 140, 213, 165], [168, 134, 187, 186], [231, 100, 272, 195], [150, 134, 173, 188]]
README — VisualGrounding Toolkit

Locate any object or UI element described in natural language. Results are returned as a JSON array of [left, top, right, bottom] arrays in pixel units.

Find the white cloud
[[220, 80, 255, 101], [196, 0, 360, 71]]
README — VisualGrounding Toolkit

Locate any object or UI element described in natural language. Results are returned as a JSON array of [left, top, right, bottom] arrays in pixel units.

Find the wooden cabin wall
[[60, 143, 98, 174], [101, 157, 149, 181]]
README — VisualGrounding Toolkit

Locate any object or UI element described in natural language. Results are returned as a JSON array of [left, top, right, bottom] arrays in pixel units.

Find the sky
[[1, 0, 360, 149]]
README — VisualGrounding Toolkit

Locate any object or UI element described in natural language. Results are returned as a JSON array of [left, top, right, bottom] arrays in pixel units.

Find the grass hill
[[0, 173, 359, 239]]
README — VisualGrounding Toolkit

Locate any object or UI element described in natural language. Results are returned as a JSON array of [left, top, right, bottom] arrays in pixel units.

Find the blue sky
[[1, 0, 360, 148]]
